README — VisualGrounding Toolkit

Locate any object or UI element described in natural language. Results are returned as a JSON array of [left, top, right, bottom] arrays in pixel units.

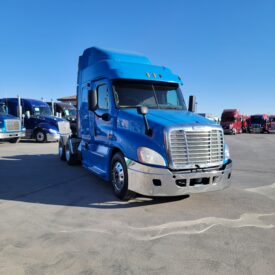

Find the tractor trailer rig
[[59, 47, 232, 200]]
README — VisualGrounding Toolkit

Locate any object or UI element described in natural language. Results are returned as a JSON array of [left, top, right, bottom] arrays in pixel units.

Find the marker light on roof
[[153, 73, 157, 78], [146, 72, 150, 78]]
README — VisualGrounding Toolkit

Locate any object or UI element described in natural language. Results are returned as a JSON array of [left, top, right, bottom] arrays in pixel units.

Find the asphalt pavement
[[0, 134, 274, 275]]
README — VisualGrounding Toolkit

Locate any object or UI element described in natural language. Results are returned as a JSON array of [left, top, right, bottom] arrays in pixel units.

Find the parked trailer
[[249, 114, 270, 133], [0, 98, 71, 142], [0, 102, 25, 143], [221, 109, 243, 134], [59, 47, 232, 200]]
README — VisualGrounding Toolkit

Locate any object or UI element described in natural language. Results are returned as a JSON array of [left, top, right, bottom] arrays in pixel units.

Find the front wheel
[[110, 153, 136, 200], [65, 142, 79, 165], [35, 130, 46, 143]]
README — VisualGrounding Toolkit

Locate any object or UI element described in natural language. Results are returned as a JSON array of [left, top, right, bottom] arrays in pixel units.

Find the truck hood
[[0, 114, 19, 120], [33, 115, 64, 128], [120, 109, 216, 128]]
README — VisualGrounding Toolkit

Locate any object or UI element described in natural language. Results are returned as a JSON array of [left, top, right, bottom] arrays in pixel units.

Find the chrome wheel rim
[[112, 162, 125, 192], [37, 132, 44, 142]]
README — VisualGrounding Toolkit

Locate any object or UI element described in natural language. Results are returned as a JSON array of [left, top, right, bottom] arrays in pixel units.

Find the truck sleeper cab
[[60, 47, 232, 200], [1, 98, 71, 142], [0, 102, 25, 143]]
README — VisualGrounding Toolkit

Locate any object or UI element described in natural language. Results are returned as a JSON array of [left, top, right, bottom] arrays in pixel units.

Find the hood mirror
[[188, 95, 197, 112], [25, 111, 30, 119], [137, 106, 152, 136]]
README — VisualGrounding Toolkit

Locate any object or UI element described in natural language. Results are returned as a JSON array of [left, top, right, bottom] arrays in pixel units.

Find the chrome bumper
[[126, 159, 232, 197], [223, 129, 233, 134], [250, 128, 262, 133], [46, 133, 60, 142], [0, 131, 25, 139]]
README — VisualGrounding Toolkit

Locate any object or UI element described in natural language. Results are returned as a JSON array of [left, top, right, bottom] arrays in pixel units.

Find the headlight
[[224, 144, 230, 160], [49, 128, 58, 134], [137, 147, 166, 166]]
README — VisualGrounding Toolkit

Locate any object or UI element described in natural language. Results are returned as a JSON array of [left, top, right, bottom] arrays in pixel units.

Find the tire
[[35, 130, 46, 143], [9, 138, 20, 143], [58, 140, 66, 161], [65, 142, 78, 165], [110, 152, 136, 200]]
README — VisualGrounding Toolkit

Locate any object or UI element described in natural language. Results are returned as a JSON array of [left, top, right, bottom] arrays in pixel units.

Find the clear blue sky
[[0, 0, 274, 116]]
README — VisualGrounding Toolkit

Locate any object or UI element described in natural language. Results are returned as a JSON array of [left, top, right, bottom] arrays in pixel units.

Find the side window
[[97, 84, 109, 110]]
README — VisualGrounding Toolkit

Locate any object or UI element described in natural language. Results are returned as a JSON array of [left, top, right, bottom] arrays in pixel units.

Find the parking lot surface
[[0, 135, 275, 275]]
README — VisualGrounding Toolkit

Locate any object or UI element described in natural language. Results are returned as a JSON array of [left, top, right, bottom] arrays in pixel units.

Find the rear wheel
[[35, 130, 46, 143], [58, 140, 66, 160], [9, 137, 20, 143], [110, 152, 136, 200]]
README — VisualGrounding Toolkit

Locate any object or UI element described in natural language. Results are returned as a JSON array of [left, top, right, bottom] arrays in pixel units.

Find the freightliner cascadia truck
[[1, 98, 71, 142], [0, 102, 25, 143], [59, 47, 232, 200]]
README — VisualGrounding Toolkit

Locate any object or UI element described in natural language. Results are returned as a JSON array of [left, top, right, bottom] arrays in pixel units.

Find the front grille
[[58, 121, 71, 134], [168, 128, 224, 169], [5, 119, 20, 131]]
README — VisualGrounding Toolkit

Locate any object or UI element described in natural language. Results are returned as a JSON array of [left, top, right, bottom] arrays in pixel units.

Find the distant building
[[57, 95, 76, 106]]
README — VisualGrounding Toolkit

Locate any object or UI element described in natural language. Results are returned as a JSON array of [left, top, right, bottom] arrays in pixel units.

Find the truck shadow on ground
[[0, 154, 188, 209]]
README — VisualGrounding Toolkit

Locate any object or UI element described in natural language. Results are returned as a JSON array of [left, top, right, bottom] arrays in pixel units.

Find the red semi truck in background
[[221, 109, 249, 134], [249, 114, 270, 133]]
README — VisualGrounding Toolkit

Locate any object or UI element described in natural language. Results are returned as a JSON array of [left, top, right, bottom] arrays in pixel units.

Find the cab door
[[89, 80, 114, 174]]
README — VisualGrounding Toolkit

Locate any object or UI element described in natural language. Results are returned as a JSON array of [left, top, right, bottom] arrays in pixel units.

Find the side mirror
[[88, 89, 98, 111], [188, 95, 197, 112], [25, 111, 30, 119], [137, 106, 148, 115]]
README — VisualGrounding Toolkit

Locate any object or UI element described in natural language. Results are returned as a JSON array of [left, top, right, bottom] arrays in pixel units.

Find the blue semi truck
[[59, 47, 232, 200], [0, 98, 71, 142], [0, 102, 25, 143]]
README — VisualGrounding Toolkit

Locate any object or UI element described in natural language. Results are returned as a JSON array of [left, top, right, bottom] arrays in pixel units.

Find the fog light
[[213, 176, 222, 184]]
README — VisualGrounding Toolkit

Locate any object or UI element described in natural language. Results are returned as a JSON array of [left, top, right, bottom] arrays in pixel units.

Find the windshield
[[32, 106, 52, 116], [221, 115, 235, 123], [0, 104, 7, 115], [113, 81, 187, 110], [250, 116, 264, 124], [63, 108, 76, 117]]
